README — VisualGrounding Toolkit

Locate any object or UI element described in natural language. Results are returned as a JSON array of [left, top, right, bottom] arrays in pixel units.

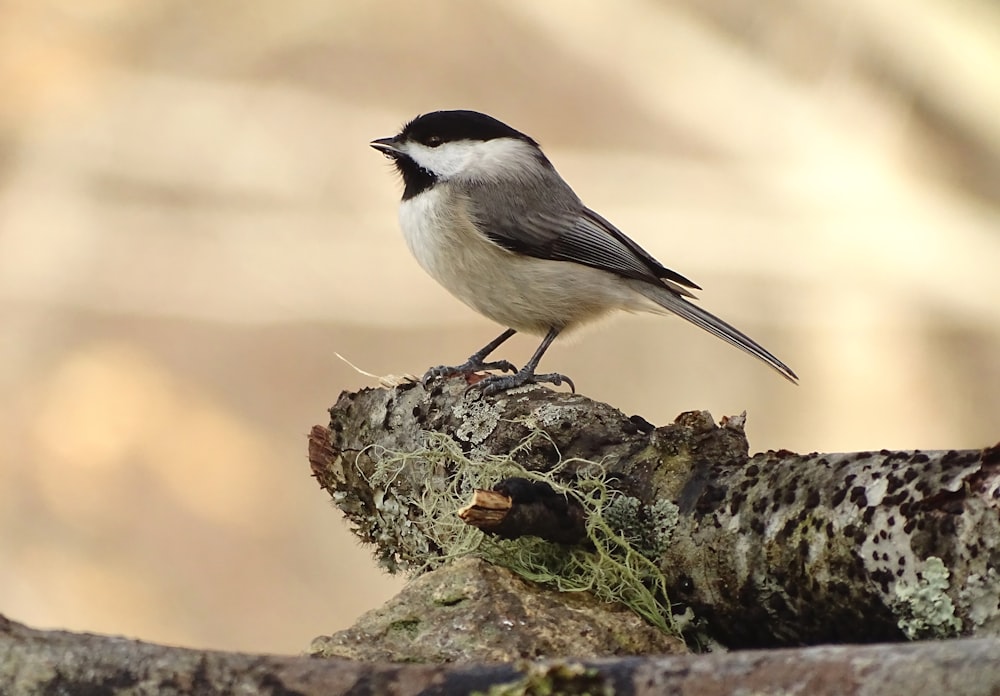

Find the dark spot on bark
[[887, 516, 895, 526], [830, 581, 850, 598], [879, 529, 888, 540], [862, 507, 875, 524], [903, 468, 919, 482], [816, 457, 829, 467], [941, 450, 960, 466], [745, 463, 760, 477], [883, 491, 908, 506], [940, 516, 957, 535], [767, 593, 789, 614], [729, 491, 745, 514], [886, 474, 903, 494], [777, 517, 798, 543], [832, 488, 847, 506], [942, 498, 965, 515], [750, 517, 765, 534], [850, 486, 868, 507], [853, 528, 867, 545], [752, 497, 768, 514], [825, 521, 834, 537], [783, 487, 796, 504], [695, 483, 728, 514], [903, 518, 916, 533], [843, 524, 857, 539], [798, 538, 809, 558], [871, 568, 893, 593], [675, 574, 694, 595], [911, 453, 929, 463], [626, 414, 655, 434], [872, 551, 879, 561], [805, 488, 820, 507]]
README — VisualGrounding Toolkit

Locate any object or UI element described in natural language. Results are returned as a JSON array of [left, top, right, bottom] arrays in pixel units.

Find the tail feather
[[633, 283, 798, 384]]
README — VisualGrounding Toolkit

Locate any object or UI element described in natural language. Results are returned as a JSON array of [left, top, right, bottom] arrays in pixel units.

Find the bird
[[370, 110, 797, 394]]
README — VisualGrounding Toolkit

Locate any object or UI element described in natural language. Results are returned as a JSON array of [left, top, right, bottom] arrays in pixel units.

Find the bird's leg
[[475, 327, 575, 395], [422, 328, 518, 385]]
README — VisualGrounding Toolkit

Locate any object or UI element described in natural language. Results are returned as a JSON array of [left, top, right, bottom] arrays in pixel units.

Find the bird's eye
[[425, 135, 443, 147]]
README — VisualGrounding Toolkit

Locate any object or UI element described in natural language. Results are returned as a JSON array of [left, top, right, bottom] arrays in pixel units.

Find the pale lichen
[[894, 556, 963, 639], [452, 396, 503, 445], [958, 567, 1000, 630]]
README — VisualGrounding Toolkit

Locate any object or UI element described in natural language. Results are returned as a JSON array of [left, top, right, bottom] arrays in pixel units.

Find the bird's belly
[[399, 193, 650, 335]]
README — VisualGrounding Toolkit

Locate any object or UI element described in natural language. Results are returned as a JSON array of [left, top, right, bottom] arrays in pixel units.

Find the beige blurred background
[[1, 0, 998, 653]]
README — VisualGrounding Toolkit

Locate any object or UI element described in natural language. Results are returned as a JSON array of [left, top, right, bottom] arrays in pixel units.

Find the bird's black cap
[[399, 110, 538, 147]]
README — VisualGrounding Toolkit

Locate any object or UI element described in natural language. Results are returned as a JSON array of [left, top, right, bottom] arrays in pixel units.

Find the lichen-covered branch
[[3, 613, 1000, 695], [309, 378, 1000, 648]]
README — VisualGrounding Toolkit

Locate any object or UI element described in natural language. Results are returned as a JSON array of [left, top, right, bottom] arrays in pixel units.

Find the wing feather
[[464, 181, 700, 296]]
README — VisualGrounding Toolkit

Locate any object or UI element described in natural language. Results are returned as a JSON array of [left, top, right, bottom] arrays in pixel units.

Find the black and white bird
[[371, 110, 797, 393]]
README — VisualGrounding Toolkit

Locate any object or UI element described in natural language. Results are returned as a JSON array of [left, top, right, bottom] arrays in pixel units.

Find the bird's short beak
[[370, 136, 402, 156]]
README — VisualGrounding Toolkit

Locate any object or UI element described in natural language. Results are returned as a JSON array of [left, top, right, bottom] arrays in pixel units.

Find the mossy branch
[[310, 378, 1000, 649]]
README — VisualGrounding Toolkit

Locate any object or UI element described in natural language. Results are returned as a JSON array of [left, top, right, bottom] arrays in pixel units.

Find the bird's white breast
[[396, 186, 654, 335]]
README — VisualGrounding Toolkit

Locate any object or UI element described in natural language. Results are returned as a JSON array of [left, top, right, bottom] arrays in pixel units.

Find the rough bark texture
[[310, 557, 686, 662], [309, 378, 1000, 649], [2, 613, 1000, 696]]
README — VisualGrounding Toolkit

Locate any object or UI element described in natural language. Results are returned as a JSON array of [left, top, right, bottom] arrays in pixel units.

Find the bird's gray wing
[[466, 184, 701, 296]]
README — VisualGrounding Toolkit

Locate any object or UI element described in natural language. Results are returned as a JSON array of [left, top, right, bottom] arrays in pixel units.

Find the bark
[[2, 613, 999, 696], [309, 378, 1000, 649], [310, 556, 687, 662]]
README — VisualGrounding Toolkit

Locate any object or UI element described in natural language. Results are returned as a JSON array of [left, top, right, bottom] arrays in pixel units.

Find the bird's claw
[[421, 359, 518, 387], [471, 370, 576, 396]]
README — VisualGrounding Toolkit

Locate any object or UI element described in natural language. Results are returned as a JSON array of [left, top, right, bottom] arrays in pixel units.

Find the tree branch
[[2, 613, 999, 695], [309, 378, 1000, 648]]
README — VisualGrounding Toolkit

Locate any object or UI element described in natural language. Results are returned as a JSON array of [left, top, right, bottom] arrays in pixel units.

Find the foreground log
[[309, 378, 1000, 649], [2, 613, 999, 695]]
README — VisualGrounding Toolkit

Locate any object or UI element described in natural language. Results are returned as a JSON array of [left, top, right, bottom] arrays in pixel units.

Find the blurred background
[[1, 0, 998, 654]]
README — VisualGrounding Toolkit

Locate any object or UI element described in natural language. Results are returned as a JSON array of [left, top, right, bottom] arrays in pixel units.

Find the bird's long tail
[[631, 282, 798, 383]]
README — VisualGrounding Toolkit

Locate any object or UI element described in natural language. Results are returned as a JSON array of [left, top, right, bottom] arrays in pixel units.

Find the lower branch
[[2, 613, 999, 696]]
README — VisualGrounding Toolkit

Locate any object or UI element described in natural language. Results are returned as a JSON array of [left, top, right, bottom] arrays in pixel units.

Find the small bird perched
[[371, 110, 797, 394]]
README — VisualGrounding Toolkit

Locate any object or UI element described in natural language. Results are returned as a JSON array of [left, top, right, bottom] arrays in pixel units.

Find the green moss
[[354, 428, 678, 635], [475, 661, 613, 696]]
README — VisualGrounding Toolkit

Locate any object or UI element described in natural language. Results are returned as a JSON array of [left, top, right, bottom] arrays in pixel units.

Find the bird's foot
[[421, 358, 517, 387], [472, 368, 576, 396]]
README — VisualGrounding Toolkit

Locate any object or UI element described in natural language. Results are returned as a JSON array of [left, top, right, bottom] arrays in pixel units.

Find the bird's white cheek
[[403, 143, 470, 179]]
